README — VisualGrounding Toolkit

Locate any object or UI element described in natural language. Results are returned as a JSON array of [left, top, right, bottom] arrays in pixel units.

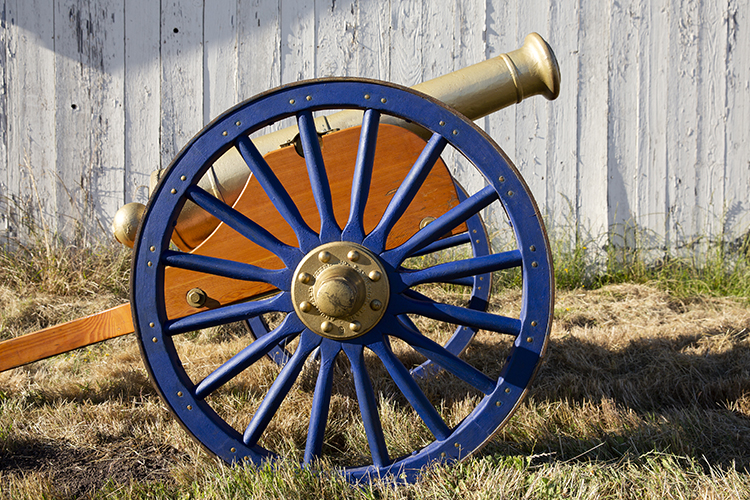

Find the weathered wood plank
[[667, 0, 700, 252], [547, 0, 580, 238], [634, 0, 669, 258], [0, 0, 9, 239], [725, 0, 750, 242], [315, 0, 357, 77], [280, 0, 314, 84], [577, 0, 610, 244], [516, 0, 551, 220], [238, 0, 280, 102], [696, 0, 728, 245], [355, 0, 390, 79], [6, 0, 57, 239], [125, 0, 160, 204], [607, 0, 639, 248], [161, 0, 203, 168], [204, 0, 238, 123], [390, 0, 423, 87]]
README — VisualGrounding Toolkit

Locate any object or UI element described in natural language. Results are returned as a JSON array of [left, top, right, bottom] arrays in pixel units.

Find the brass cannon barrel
[[114, 32, 560, 250]]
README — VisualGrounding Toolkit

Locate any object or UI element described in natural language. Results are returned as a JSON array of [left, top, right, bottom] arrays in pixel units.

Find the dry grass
[[0, 236, 749, 498], [0, 280, 748, 498]]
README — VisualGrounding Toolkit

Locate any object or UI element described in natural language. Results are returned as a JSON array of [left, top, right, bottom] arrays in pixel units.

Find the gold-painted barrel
[[114, 32, 560, 250]]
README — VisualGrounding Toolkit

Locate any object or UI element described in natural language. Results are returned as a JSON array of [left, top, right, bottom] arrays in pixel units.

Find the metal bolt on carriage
[[0, 33, 560, 483]]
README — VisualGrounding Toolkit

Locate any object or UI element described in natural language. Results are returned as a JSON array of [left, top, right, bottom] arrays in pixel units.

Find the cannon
[[0, 33, 559, 483]]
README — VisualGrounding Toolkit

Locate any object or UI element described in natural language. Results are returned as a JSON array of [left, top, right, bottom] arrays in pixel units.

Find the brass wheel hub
[[291, 242, 389, 339]]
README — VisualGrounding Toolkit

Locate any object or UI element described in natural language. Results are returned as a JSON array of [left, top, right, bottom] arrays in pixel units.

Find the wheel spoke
[[383, 185, 499, 266], [195, 314, 305, 399], [342, 343, 390, 468], [243, 329, 323, 446], [388, 316, 496, 395], [165, 292, 292, 336], [342, 109, 380, 243], [399, 250, 522, 289], [364, 133, 448, 253], [407, 232, 472, 258], [235, 135, 319, 251], [369, 340, 451, 441], [297, 110, 340, 242], [394, 289, 521, 336], [303, 340, 341, 464], [186, 185, 301, 266], [162, 250, 290, 290]]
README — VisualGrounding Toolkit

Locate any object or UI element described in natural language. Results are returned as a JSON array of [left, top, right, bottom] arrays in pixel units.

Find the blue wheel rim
[[131, 79, 553, 483]]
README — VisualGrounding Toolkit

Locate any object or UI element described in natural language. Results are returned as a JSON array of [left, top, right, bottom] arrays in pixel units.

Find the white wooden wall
[[0, 0, 747, 254]]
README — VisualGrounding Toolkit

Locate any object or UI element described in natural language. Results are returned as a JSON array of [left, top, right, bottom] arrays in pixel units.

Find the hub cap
[[291, 242, 389, 339]]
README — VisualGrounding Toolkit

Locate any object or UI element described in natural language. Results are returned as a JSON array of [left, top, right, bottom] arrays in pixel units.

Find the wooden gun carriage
[[0, 33, 559, 483]]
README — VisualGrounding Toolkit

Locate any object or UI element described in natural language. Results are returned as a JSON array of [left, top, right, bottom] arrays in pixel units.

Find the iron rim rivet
[[150, 246, 155, 252], [230, 447, 236, 453], [439, 120, 445, 126], [530, 245, 536, 252], [496, 401, 502, 407], [298, 272, 313, 284], [289, 99, 296, 105], [347, 250, 360, 262], [147, 261, 153, 267], [321, 321, 334, 333], [149, 322, 155, 328], [507, 190, 514, 197], [235, 121, 241, 126], [349, 321, 361, 332], [499, 176, 505, 182], [531, 321, 538, 327], [152, 337, 157, 343], [180, 175, 186, 181], [187, 405, 193, 410], [364, 94, 371, 100], [381, 97, 387, 103], [526, 337, 533, 343], [306, 95, 312, 101], [222, 131, 228, 136], [368, 270, 381, 282], [177, 391, 183, 397], [452, 130, 459, 135], [505, 388, 511, 394], [532, 261, 538, 268], [318, 251, 331, 263], [299, 301, 312, 313], [370, 299, 382, 311], [441, 452, 447, 457], [454, 443, 460, 448], [171, 188, 177, 194]]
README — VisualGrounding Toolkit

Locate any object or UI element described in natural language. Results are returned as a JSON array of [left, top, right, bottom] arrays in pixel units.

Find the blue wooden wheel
[[244, 181, 492, 377], [132, 79, 553, 483]]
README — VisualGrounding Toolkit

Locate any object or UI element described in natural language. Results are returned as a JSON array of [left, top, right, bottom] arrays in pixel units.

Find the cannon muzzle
[[114, 32, 560, 249]]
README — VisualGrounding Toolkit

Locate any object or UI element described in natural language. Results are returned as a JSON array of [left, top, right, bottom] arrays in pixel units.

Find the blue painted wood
[[131, 79, 553, 483], [235, 135, 319, 251], [399, 249, 522, 288], [162, 250, 291, 290], [195, 314, 304, 399], [297, 110, 341, 243], [166, 292, 292, 336], [343, 342, 390, 468], [341, 109, 380, 243], [304, 340, 340, 464], [369, 339, 451, 441], [187, 185, 302, 265], [243, 330, 322, 446], [364, 133, 448, 253], [382, 185, 499, 266]]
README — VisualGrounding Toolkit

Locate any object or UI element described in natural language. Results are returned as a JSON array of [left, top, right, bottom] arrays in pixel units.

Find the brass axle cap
[[291, 242, 389, 340]]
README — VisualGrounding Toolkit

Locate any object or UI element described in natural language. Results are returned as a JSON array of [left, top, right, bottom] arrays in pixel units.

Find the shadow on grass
[[476, 331, 750, 471]]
